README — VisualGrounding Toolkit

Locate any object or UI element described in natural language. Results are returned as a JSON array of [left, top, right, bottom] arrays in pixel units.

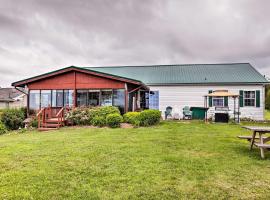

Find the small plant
[[29, 117, 38, 128], [123, 112, 140, 126], [89, 106, 120, 123], [91, 116, 106, 127], [65, 108, 90, 125], [0, 122, 7, 135], [106, 113, 123, 128], [1, 108, 26, 130], [139, 109, 161, 127]]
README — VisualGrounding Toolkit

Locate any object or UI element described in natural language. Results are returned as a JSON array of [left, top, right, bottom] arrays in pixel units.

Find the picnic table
[[239, 126, 270, 159]]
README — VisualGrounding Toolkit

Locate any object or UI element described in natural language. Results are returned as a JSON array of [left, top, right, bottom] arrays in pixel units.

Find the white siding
[[149, 85, 265, 120]]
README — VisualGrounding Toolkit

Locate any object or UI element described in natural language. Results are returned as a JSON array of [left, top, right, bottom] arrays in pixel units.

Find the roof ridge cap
[[84, 62, 251, 68]]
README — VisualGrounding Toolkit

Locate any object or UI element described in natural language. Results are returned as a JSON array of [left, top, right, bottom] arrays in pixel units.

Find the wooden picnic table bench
[[239, 126, 270, 159]]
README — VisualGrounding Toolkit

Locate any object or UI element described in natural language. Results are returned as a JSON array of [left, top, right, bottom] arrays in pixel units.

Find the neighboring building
[[0, 88, 27, 109], [12, 63, 269, 120]]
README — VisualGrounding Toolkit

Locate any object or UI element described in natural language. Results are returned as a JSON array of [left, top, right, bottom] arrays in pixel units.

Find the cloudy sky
[[0, 0, 270, 87]]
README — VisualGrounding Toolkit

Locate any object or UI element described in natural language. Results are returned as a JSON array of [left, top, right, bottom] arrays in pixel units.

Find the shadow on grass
[[230, 144, 270, 160]]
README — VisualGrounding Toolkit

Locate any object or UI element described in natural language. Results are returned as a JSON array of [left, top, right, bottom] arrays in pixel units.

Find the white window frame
[[243, 91, 256, 107], [212, 97, 224, 107]]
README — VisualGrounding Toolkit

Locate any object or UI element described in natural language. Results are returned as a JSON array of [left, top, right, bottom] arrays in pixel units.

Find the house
[[12, 63, 268, 120], [0, 88, 27, 109]]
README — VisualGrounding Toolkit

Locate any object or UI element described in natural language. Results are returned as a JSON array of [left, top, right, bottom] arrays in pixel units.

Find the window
[[88, 90, 100, 106], [213, 97, 224, 107], [244, 91, 255, 106], [29, 90, 40, 110], [149, 91, 159, 110], [77, 90, 88, 107], [113, 89, 125, 114], [64, 90, 74, 107], [41, 90, 51, 108], [101, 90, 113, 106]]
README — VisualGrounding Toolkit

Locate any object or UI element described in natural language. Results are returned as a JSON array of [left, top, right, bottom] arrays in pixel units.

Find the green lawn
[[0, 122, 270, 199], [265, 110, 270, 120]]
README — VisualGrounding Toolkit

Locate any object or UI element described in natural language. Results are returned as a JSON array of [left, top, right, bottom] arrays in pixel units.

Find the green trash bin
[[190, 107, 208, 120]]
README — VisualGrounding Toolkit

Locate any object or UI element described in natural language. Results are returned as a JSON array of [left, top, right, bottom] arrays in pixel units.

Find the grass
[[265, 110, 270, 120], [0, 121, 270, 199]]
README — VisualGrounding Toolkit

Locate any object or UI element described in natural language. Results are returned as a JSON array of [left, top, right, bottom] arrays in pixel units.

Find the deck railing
[[36, 106, 70, 128]]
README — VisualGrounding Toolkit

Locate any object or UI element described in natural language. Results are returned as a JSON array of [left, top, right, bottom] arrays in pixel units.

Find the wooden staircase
[[37, 107, 67, 131]]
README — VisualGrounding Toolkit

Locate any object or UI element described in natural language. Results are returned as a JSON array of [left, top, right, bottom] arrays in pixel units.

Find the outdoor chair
[[183, 106, 192, 119], [165, 106, 173, 120]]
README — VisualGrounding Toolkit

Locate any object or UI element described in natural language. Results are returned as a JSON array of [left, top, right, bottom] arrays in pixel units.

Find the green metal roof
[[85, 63, 268, 85]]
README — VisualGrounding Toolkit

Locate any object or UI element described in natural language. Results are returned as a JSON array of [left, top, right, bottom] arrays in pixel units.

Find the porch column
[[73, 71, 77, 108], [125, 83, 128, 113], [137, 90, 141, 109]]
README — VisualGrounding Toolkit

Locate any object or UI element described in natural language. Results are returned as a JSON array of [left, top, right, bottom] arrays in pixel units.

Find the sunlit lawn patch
[[0, 121, 269, 199]]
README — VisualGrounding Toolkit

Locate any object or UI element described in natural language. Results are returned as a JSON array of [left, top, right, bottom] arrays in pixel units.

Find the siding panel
[[149, 85, 265, 120]]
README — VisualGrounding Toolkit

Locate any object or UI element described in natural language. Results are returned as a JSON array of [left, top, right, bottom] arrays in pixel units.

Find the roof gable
[[12, 66, 143, 87]]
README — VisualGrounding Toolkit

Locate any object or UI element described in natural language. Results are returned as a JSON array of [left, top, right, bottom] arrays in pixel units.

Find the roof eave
[[12, 66, 144, 87], [146, 82, 269, 86]]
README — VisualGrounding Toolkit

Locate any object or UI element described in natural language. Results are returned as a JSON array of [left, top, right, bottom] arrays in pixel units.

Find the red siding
[[28, 71, 125, 90], [75, 72, 124, 89]]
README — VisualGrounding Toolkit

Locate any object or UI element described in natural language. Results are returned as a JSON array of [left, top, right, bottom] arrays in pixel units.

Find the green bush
[[65, 108, 90, 125], [139, 109, 161, 127], [123, 112, 140, 125], [29, 117, 38, 128], [0, 122, 7, 135], [91, 116, 106, 127], [1, 108, 26, 130], [89, 106, 120, 123], [106, 113, 123, 128]]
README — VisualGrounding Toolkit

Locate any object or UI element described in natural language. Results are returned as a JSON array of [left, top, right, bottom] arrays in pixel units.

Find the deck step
[[41, 123, 61, 128], [37, 127, 58, 131], [46, 118, 65, 123]]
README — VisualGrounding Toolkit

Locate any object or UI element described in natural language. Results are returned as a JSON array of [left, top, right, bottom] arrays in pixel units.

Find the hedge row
[[123, 110, 161, 127], [65, 106, 123, 128], [65, 106, 161, 128]]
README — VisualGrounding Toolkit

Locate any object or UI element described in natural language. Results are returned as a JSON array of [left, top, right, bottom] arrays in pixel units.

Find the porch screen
[[64, 90, 74, 107], [52, 90, 64, 107], [29, 90, 40, 110], [89, 90, 99, 106], [101, 90, 113, 106], [77, 90, 88, 107], [113, 89, 125, 114], [41, 90, 51, 108]]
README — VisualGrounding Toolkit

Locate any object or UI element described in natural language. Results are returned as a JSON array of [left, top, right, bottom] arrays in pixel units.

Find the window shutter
[[239, 90, 244, 107], [208, 90, 212, 107], [256, 90, 260, 107], [224, 96, 228, 107]]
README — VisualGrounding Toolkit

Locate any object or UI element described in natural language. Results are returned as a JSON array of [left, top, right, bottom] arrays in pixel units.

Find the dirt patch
[[120, 123, 134, 128]]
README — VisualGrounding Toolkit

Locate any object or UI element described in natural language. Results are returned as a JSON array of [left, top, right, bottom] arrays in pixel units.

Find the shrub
[[123, 112, 140, 125], [0, 122, 7, 135], [29, 117, 38, 128], [91, 116, 106, 127], [65, 108, 90, 125], [1, 108, 26, 130], [139, 109, 161, 127], [89, 106, 120, 124], [106, 113, 123, 128]]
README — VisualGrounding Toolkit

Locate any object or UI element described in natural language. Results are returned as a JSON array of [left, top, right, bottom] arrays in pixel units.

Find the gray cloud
[[0, 0, 270, 86]]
